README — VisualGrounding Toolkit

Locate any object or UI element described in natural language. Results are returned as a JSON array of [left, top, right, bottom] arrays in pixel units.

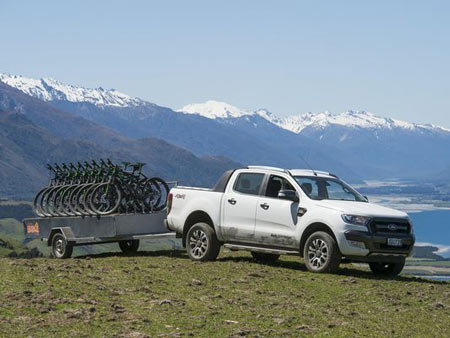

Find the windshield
[[294, 176, 367, 202]]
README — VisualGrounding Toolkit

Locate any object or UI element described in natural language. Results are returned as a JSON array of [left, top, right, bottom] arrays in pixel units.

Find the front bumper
[[344, 230, 415, 262]]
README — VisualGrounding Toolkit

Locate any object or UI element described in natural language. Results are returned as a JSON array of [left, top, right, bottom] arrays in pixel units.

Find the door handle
[[228, 198, 237, 205], [260, 203, 269, 210], [298, 207, 307, 217]]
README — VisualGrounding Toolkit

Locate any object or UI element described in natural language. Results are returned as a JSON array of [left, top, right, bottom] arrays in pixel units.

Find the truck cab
[[166, 166, 415, 276]]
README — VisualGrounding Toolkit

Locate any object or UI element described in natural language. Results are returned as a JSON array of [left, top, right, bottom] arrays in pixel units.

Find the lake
[[408, 209, 450, 258]]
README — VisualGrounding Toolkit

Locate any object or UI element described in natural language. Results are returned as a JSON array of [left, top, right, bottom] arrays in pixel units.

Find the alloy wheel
[[189, 229, 209, 259], [307, 238, 329, 270]]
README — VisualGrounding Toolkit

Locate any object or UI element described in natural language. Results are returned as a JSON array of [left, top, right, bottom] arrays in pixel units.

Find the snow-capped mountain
[[178, 100, 450, 134], [0, 73, 146, 107], [268, 110, 450, 134], [179, 100, 254, 119]]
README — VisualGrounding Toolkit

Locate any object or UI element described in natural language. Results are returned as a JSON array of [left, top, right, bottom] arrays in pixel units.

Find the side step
[[224, 243, 299, 255]]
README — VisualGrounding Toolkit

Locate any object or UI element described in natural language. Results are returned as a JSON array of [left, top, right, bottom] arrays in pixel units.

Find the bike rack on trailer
[[23, 212, 175, 258]]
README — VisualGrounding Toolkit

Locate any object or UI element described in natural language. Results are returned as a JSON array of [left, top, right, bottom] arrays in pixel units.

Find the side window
[[296, 177, 319, 199], [234, 173, 264, 196], [265, 175, 295, 198]]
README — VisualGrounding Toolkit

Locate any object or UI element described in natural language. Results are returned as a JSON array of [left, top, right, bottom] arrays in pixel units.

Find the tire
[[33, 187, 48, 217], [148, 177, 169, 211], [119, 240, 140, 253], [369, 260, 405, 276], [89, 183, 121, 215], [51, 233, 73, 259], [251, 251, 280, 263], [303, 231, 341, 273], [186, 222, 221, 262]]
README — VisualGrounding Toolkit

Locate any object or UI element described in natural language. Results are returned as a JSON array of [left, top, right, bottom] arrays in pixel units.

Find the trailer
[[23, 212, 174, 258]]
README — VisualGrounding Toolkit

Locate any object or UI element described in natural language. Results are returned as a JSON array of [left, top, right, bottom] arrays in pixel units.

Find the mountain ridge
[[2, 72, 450, 181], [3, 73, 448, 134]]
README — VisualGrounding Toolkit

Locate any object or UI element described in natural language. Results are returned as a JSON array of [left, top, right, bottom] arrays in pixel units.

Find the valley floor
[[0, 251, 449, 337]]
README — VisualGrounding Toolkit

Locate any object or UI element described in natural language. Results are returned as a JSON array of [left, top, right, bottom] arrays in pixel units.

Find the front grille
[[370, 218, 411, 234]]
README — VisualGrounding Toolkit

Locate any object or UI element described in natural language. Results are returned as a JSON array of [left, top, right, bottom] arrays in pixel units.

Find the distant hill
[[413, 246, 445, 260]]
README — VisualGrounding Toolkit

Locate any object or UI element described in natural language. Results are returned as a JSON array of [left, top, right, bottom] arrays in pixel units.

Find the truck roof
[[245, 166, 338, 178], [289, 169, 337, 178], [211, 167, 339, 193]]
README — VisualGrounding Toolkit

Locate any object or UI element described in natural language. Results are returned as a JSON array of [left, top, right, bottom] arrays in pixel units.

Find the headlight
[[341, 214, 371, 226]]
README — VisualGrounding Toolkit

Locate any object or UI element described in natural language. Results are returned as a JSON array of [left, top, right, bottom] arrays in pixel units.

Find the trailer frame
[[23, 212, 175, 258]]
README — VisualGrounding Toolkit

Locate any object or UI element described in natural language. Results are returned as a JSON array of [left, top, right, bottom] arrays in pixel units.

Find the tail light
[[167, 193, 173, 214]]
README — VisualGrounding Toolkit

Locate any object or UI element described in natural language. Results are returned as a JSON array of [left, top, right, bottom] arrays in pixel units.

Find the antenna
[[298, 153, 318, 176]]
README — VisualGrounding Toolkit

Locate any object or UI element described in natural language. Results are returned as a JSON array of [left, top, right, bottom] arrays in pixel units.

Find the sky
[[1, 0, 449, 127]]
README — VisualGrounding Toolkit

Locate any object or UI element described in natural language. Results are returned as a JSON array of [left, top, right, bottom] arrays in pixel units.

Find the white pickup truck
[[166, 166, 415, 276]]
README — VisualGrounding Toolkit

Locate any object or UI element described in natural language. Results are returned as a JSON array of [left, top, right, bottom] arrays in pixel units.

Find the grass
[[0, 218, 24, 243], [0, 250, 449, 337]]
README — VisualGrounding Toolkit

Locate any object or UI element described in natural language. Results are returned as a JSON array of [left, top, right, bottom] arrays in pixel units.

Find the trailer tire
[[119, 240, 140, 254], [186, 222, 220, 262], [51, 233, 73, 259]]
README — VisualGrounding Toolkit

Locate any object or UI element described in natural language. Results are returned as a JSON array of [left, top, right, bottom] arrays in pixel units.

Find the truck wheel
[[303, 231, 341, 273], [186, 222, 220, 262], [119, 240, 140, 254], [251, 252, 280, 263], [51, 233, 73, 259], [369, 260, 405, 276]]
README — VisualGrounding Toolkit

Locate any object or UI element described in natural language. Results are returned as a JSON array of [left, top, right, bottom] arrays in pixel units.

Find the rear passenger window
[[234, 173, 264, 195]]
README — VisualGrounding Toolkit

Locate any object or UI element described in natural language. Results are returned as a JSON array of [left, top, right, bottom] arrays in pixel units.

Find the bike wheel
[[33, 187, 49, 217], [149, 177, 169, 211], [52, 185, 70, 217], [88, 183, 121, 215], [83, 183, 102, 215], [68, 185, 84, 216], [39, 187, 54, 217], [58, 185, 75, 216], [44, 186, 62, 217]]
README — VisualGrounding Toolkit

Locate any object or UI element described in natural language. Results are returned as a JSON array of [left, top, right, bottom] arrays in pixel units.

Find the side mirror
[[278, 190, 299, 203]]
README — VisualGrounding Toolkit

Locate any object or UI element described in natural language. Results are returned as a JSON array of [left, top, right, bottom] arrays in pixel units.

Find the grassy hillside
[[0, 251, 449, 337]]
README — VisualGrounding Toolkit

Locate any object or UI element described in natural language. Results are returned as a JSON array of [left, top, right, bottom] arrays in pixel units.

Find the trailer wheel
[[51, 233, 73, 259], [186, 222, 220, 262], [119, 240, 140, 254]]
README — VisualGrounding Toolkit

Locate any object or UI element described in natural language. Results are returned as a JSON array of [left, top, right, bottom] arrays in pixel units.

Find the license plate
[[387, 238, 403, 247]]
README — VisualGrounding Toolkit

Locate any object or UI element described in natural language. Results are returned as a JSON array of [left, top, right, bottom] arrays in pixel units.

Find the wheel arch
[[47, 227, 75, 246], [182, 210, 215, 247], [299, 222, 338, 257]]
